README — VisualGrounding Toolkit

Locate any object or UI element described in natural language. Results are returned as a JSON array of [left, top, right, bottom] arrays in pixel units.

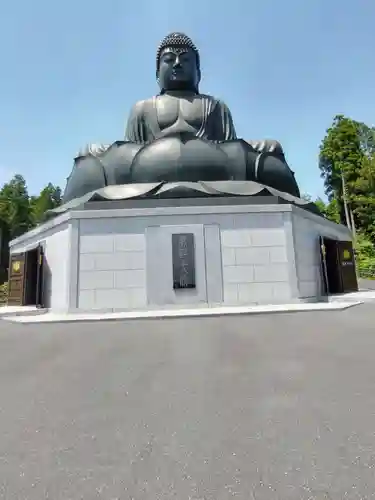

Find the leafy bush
[[0, 281, 8, 304], [355, 233, 375, 279]]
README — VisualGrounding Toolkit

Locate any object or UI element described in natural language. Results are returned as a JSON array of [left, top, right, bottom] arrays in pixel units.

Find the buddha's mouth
[[171, 74, 187, 82]]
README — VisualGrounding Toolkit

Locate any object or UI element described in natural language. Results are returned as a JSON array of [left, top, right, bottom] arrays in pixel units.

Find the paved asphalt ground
[[360, 278, 375, 290], [0, 305, 375, 499]]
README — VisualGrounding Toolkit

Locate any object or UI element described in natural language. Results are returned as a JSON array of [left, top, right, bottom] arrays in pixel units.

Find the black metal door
[[8, 253, 26, 305], [337, 240, 358, 292], [35, 245, 45, 308]]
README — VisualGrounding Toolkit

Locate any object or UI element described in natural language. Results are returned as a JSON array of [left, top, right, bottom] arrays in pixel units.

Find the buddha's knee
[[256, 152, 300, 198], [63, 155, 107, 203], [100, 141, 143, 185], [219, 140, 259, 181]]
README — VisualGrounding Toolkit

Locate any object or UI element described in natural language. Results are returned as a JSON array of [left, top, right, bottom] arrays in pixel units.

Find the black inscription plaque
[[172, 233, 196, 289]]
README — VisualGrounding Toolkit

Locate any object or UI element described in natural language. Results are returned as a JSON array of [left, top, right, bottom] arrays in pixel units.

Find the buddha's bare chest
[[154, 95, 204, 131]]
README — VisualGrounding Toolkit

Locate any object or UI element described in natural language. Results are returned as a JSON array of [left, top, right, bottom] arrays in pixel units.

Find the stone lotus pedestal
[[8, 183, 353, 313]]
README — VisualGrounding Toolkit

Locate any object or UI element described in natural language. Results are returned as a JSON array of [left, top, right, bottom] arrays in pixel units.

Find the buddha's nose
[[173, 56, 182, 68]]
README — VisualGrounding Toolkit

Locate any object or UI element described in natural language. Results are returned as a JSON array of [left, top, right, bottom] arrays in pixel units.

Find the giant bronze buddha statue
[[63, 32, 301, 204]]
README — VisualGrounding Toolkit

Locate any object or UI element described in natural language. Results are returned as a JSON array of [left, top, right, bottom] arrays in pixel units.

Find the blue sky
[[0, 0, 374, 199]]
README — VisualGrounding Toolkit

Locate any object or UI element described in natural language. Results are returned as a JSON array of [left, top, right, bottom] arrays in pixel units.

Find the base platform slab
[[3, 299, 362, 324]]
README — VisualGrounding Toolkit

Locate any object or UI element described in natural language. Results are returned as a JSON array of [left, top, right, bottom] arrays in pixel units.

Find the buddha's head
[[156, 32, 201, 94]]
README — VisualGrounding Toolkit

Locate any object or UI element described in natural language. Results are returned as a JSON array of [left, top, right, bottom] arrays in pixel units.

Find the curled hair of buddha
[[156, 32, 200, 73]]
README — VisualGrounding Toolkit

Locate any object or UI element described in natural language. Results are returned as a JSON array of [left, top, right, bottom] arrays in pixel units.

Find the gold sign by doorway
[[343, 249, 351, 260], [12, 261, 20, 272]]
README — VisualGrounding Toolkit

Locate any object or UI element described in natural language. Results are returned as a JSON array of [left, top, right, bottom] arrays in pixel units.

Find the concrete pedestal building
[[8, 196, 356, 313]]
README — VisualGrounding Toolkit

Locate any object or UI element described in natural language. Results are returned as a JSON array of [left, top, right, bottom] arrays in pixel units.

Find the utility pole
[[349, 206, 357, 241], [341, 168, 352, 233], [341, 166, 357, 242]]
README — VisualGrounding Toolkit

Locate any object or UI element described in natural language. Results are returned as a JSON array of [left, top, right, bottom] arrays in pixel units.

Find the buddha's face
[[157, 47, 200, 92]]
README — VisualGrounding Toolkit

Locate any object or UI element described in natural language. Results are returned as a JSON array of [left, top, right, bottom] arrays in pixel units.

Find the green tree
[[355, 232, 375, 279], [0, 175, 32, 238], [30, 183, 62, 225], [319, 115, 363, 226], [324, 198, 341, 224], [313, 197, 341, 224], [301, 194, 341, 224], [357, 122, 375, 158], [351, 154, 375, 239]]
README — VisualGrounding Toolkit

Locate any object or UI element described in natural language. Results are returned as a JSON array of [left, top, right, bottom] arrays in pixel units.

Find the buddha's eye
[[162, 55, 175, 64]]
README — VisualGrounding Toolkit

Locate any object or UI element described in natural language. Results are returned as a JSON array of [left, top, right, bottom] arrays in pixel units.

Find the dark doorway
[[24, 247, 38, 306], [7, 245, 45, 307], [35, 245, 45, 308], [320, 237, 358, 295]]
